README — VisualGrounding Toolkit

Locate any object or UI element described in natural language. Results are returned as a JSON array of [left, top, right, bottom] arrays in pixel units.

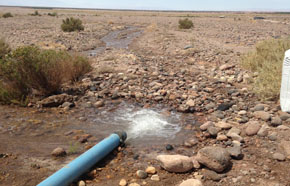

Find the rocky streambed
[[1, 8, 290, 186]]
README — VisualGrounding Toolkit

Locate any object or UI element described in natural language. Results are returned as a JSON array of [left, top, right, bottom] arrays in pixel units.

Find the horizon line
[[0, 5, 290, 13]]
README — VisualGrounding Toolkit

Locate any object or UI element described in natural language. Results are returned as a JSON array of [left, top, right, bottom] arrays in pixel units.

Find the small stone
[[128, 183, 140, 186], [166, 144, 174, 151], [217, 134, 228, 141], [150, 174, 160, 181], [268, 132, 278, 141], [279, 112, 290, 121], [257, 124, 268, 137], [254, 104, 265, 111], [270, 116, 282, 127], [280, 140, 290, 158], [215, 122, 232, 129], [136, 170, 147, 179], [245, 121, 261, 136], [273, 153, 285, 161], [217, 103, 233, 111], [94, 100, 104, 108], [157, 155, 193, 173], [78, 180, 86, 186], [51, 147, 66, 157], [202, 169, 226, 181], [145, 166, 156, 174], [226, 127, 241, 136], [227, 145, 242, 159], [179, 179, 203, 186], [196, 146, 231, 173], [238, 110, 247, 115], [200, 121, 213, 131], [254, 111, 271, 121], [186, 99, 195, 107], [207, 126, 219, 137]]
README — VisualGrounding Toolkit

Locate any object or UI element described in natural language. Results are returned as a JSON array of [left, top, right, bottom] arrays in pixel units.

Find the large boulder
[[196, 146, 231, 173], [156, 155, 193, 173]]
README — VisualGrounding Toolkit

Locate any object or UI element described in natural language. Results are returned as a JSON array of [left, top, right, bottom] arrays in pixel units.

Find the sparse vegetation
[[30, 10, 41, 16], [0, 42, 91, 104], [0, 39, 11, 59], [178, 18, 193, 29], [2, 12, 13, 18], [61, 17, 84, 32], [241, 38, 290, 100], [48, 12, 57, 17]]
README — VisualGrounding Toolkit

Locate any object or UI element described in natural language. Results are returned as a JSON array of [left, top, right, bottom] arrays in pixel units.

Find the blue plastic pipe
[[37, 132, 126, 186]]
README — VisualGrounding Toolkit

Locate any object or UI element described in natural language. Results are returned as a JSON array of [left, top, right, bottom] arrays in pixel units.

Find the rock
[[38, 94, 73, 107], [238, 110, 247, 115], [245, 121, 261, 136], [119, 179, 127, 186], [51, 147, 66, 157], [273, 153, 285, 161], [202, 169, 226, 181], [78, 180, 86, 186], [128, 183, 140, 186], [217, 134, 228, 141], [270, 116, 282, 127], [268, 132, 278, 141], [156, 155, 193, 173], [145, 166, 156, 174], [207, 126, 219, 137], [179, 179, 203, 186], [196, 146, 231, 173], [279, 112, 290, 121], [230, 133, 244, 142], [191, 157, 201, 169], [277, 125, 289, 130], [136, 170, 147, 179], [227, 145, 242, 159], [217, 103, 233, 111], [184, 45, 193, 50], [166, 144, 174, 151], [94, 100, 104, 108], [215, 122, 232, 129], [226, 127, 241, 136], [254, 111, 271, 121], [186, 99, 195, 107], [257, 124, 268, 137], [151, 174, 160, 181], [184, 138, 198, 147], [214, 111, 225, 119], [200, 121, 213, 131], [280, 140, 290, 158], [254, 104, 265, 111], [62, 101, 74, 108]]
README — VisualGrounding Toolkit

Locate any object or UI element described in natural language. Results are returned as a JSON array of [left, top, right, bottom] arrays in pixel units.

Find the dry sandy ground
[[0, 7, 290, 186]]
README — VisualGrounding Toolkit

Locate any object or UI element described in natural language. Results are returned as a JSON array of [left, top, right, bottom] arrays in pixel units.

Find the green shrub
[[30, 10, 41, 16], [0, 39, 11, 59], [61, 17, 84, 32], [0, 45, 91, 104], [241, 38, 290, 100], [48, 12, 57, 17], [178, 18, 193, 29], [2, 12, 13, 18]]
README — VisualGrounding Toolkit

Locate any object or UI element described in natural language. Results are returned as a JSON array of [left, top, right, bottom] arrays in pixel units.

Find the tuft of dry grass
[[241, 38, 290, 100], [178, 18, 193, 29], [0, 43, 91, 104], [0, 38, 11, 59], [2, 12, 13, 18]]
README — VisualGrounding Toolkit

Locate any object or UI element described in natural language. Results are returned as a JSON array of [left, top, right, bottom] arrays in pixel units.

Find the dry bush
[[178, 18, 193, 29], [2, 12, 13, 18], [0, 38, 11, 59], [61, 17, 84, 32], [48, 12, 57, 17], [241, 38, 290, 100], [30, 10, 41, 16], [0, 44, 91, 104]]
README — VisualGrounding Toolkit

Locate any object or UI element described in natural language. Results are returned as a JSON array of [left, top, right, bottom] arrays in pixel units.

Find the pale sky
[[0, 0, 290, 11]]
